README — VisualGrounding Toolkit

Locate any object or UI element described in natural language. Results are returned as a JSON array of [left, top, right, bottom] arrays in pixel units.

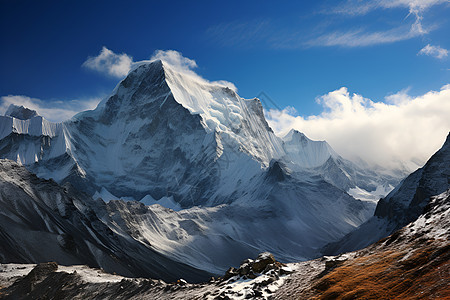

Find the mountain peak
[[5, 104, 38, 120], [282, 129, 339, 169], [283, 129, 307, 142]]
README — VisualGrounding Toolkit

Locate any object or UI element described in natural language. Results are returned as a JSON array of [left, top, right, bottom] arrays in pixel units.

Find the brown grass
[[312, 243, 450, 300]]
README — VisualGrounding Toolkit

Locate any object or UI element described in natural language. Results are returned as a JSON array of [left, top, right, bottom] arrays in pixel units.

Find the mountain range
[[0, 59, 446, 285], [1, 133, 448, 298]]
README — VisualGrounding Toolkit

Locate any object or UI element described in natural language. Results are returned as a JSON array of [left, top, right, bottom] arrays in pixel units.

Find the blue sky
[[1, 0, 449, 115], [1, 0, 450, 168]]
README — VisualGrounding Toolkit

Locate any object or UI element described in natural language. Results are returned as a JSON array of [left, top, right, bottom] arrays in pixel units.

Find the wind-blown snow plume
[[83, 48, 237, 91], [145, 50, 237, 91], [266, 84, 450, 170]]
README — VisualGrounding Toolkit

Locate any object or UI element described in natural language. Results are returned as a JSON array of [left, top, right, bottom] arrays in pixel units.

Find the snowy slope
[[0, 159, 211, 282], [281, 129, 400, 203]]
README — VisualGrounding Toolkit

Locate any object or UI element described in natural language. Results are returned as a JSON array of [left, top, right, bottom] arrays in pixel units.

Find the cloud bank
[[266, 85, 450, 170], [0, 95, 101, 123]]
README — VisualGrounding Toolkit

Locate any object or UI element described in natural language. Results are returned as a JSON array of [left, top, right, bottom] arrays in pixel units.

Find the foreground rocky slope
[[275, 189, 450, 299]]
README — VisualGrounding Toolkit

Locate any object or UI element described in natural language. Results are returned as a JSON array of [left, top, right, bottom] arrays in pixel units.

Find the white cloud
[[151, 50, 198, 70], [312, 0, 448, 47], [306, 26, 421, 47], [83, 47, 133, 78], [204, 1, 448, 49], [331, 0, 448, 16], [0, 95, 101, 123], [266, 85, 450, 170], [418, 44, 449, 59]]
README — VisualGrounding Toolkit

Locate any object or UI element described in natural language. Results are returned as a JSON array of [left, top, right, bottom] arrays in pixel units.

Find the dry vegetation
[[312, 240, 449, 300]]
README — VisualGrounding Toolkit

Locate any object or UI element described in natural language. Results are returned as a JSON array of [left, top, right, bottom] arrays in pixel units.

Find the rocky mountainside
[[276, 188, 450, 299], [0, 59, 447, 297], [0, 159, 210, 282], [323, 132, 450, 255], [1, 189, 448, 299], [4, 105, 38, 120], [0, 157, 366, 276]]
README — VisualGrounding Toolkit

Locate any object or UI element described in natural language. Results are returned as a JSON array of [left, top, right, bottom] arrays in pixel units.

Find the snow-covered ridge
[[0, 115, 63, 140]]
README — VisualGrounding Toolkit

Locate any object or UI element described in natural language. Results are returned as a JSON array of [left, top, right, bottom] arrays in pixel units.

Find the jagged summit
[[4, 104, 38, 120], [282, 129, 338, 169]]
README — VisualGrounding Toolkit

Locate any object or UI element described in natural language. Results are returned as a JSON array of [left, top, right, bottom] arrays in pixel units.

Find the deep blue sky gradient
[[1, 0, 449, 116]]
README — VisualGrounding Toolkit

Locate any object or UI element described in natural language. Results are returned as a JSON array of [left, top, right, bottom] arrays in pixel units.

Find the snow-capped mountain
[[323, 132, 450, 255], [281, 129, 400, 202], [0, 59, 404, 274], [0, 60, 399, 204]]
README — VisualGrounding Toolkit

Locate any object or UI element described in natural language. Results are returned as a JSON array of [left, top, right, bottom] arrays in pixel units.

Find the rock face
[[374, 132, 450, 224], [323, 133, 450, 255]]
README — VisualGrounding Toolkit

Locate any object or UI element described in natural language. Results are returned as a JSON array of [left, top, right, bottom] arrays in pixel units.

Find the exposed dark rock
[[219, 252, 286, 283], [252, 252, 276, 273]]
